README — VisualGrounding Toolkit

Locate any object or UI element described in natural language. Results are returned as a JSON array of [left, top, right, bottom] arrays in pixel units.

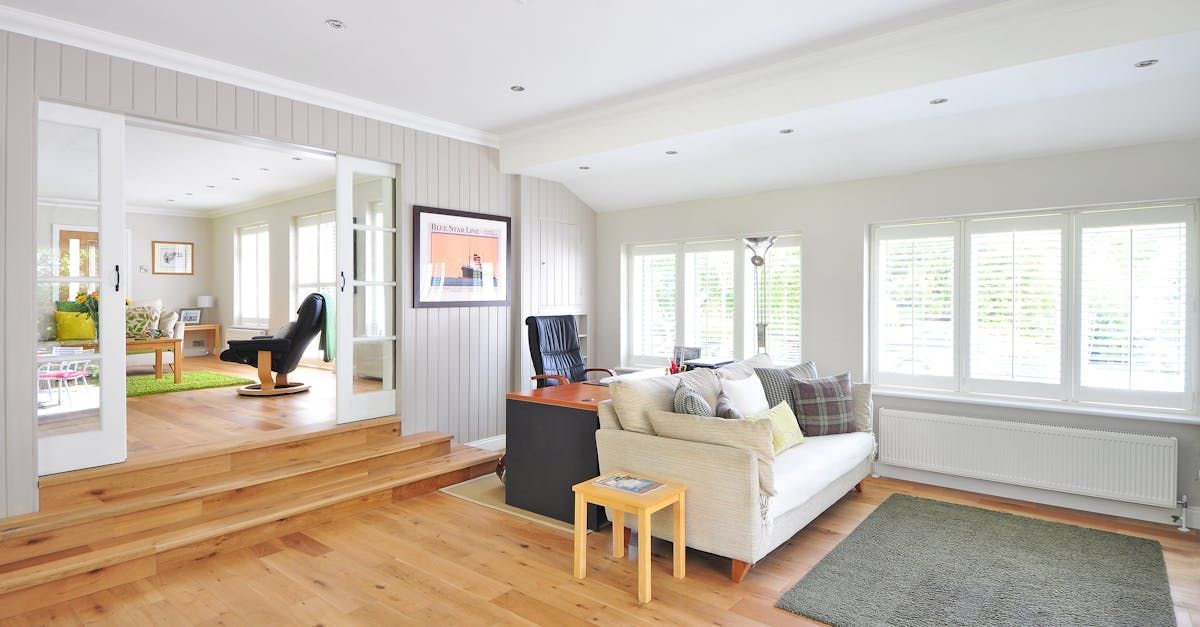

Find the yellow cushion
[[750, 401, 805, 454], [55, 311, 96, 341]]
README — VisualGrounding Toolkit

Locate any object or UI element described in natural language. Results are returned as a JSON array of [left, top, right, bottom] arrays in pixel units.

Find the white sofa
[[594, 355, 876, 581]]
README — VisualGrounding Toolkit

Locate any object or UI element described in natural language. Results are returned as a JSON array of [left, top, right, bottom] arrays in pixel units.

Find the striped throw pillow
[[753, 361, 818, 414], [792, 372, 856, 436], [673, 380, 715, 417]]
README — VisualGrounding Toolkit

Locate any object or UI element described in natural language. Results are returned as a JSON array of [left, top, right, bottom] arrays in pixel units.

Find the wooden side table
[[572, 473, 686, 603], [183, 323, 222, 355]]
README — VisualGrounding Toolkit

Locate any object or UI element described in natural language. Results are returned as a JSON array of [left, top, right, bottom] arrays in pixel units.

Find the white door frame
[[335, 155, 399, 423], [37, 101, 128, 475]]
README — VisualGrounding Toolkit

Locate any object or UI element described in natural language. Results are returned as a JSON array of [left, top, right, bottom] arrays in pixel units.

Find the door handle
[[114, 265, 120, 292], [339, 271, 346, 292]]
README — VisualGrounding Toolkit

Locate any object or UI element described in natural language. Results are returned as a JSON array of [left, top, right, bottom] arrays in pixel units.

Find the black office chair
[[220, 293, 327, 396], [525, 315, 614, 387]]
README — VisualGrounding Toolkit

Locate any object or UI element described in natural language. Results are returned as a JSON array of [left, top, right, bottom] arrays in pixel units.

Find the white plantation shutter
[[966, 215, 1066, 395], [235, 223, 270, 327], [762, 238, 802, 364], [874, 224, 956, 387], [684, 243, 736, 359], [630, 246, 679, 362], [1077, 206, 1194, 408]]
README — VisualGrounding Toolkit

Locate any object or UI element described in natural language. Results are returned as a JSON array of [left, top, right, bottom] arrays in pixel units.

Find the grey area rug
[[777, 494, 1175, 627]]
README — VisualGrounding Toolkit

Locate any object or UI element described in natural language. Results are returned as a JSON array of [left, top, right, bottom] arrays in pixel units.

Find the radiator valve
[[1172, 494, 1190, 533]]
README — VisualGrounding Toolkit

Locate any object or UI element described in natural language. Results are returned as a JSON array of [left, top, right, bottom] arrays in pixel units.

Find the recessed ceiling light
[[778, 128, 794, 134], [1134, 59, 1158, 68], [929, 98, 949, 105], [665, 150, 678, 155], [184, 192, 193, 196], [291, 156, 303, 161], [509, 85, 526, 92], [259, 167, 271, 172], [205, 185, 215, 189], [578, 165, 590, 170], [231, 177, 241, 181], [167, 199, 175, 202], [325, 19, 345, 30]]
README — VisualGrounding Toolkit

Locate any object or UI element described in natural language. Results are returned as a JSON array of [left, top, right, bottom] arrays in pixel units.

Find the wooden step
[[0, 432, 452, 567], [0, 443, 500, 616]]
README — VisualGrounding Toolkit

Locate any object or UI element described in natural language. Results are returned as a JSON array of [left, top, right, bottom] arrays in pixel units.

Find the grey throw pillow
[[673, 381, 715, 417], [792, 372, 856, 436], [714, 390, 743, 420], [754, 361, 818, 414]]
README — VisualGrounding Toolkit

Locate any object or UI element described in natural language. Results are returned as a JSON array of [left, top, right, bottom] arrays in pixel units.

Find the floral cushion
[[126, 305, 161, 339]]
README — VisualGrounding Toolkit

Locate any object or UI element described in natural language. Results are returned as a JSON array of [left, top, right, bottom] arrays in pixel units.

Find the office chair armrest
[[584, 368, 616, 377], [530, 374, 570, 386]]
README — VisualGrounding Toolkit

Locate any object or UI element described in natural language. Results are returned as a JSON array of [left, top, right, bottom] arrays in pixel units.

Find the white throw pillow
[[852, 383, 873, 433], [720, 373, 770, 416]]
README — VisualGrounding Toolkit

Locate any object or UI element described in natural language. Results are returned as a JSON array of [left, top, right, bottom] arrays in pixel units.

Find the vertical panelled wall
[[0, 31, 513, 515], [515, 177, 597, 392]]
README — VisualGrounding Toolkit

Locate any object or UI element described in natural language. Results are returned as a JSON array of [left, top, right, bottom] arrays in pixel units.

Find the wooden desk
[[184, 323, 222, 356], [505, 382, 612, 531]]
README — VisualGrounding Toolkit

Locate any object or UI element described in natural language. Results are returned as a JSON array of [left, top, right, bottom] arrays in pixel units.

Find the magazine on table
[[595, 474, 664, 495]]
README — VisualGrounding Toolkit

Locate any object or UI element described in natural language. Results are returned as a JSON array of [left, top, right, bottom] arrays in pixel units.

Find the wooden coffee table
[[572, 472, 686, 603], [127, 338, 184, 382]]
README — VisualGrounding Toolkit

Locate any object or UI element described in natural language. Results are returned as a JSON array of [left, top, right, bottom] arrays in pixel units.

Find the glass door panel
[[336, 156, 399, 422], [36, 102, 127, 475]]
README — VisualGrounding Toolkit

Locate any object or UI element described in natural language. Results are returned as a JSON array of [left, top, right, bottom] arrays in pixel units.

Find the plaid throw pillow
[[673, 381, 715, 417], [791, 372, 855, 436], [753, 362, 818, 414], [714, 390, 743, 420]]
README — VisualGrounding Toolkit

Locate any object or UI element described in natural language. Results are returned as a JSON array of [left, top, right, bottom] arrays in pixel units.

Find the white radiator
[[878, 409, 1178, 508]]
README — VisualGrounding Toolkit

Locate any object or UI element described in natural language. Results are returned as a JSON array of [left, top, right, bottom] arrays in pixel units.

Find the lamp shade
[[196, 295, 215, 308]]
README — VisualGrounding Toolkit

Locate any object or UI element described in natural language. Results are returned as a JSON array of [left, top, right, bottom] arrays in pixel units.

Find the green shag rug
[[126, 370, 254, 397], [776, 494, 1176, 627]]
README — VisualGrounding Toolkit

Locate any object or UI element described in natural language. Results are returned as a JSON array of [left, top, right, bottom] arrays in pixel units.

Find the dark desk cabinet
[[505, 398, 608, 531]]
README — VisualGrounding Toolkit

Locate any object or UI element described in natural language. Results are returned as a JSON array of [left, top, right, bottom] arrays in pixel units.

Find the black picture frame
[[413, 205, 512, 308]]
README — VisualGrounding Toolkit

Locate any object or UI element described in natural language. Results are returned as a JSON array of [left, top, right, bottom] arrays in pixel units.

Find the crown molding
[[0, 5, 499, 148]]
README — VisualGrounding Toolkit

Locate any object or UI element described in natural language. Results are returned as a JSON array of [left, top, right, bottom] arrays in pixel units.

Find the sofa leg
[[855, 481, 863, 493], [730, 559, 751, 583]]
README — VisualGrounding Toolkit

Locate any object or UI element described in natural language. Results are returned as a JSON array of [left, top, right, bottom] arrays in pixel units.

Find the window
[[235, 223, 270, 328], [626, 235, 802, 365], [871, 203, 1197, 411], [295, 211, 336, 307]]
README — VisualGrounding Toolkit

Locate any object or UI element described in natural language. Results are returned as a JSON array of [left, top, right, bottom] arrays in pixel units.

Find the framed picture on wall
[[413, 205, 511, 308], [151, 241, 194, 275]]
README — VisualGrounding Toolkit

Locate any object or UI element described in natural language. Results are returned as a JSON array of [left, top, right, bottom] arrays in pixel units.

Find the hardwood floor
[[4, 476, 1195, 626]]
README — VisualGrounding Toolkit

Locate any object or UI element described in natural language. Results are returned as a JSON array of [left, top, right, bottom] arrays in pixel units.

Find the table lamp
[[196, 295, 214, 322]]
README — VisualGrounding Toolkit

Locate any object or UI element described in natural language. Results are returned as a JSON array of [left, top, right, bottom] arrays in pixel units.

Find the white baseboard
[[875, 462, 1189, 529], [465, 435, 505, 452]]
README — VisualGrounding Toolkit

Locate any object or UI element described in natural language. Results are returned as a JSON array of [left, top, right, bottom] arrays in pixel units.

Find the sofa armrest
[[595, 429, 763, 563], [171, 321, 187, 340]]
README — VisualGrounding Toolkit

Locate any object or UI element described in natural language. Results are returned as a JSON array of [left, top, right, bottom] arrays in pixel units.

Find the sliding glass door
[[335, 156, 399, 422], [36, 102, 127, 475]]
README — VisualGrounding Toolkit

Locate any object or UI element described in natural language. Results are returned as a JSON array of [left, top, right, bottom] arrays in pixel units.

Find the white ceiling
[[0, 0, 999, 133], [38, 123, 334, 214]]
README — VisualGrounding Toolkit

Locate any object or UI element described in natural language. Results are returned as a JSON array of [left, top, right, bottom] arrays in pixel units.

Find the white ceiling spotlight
[[578, 165, 590, 170], [1134, 59, 1159, 68], [510, 85, 526, 92], [665, 150, 678, 155], [929, 97, 949, 105], [778, 128, 795, 134], [325, 19, 345, 31]]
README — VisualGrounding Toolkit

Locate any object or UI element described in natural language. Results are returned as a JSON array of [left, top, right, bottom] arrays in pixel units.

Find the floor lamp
[[744, 236, 777, 354]]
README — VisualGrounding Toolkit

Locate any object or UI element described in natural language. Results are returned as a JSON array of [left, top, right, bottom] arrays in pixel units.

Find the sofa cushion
[[716, 353, 773, 379], [673, 380, 714, 416], [719, 372, 770, 415], [749, 402, 805, 454], [852, 383, 873, 433], [792, 372, 856, 436], [126, 305, 161, 339], [714, 390, 743, 420], [159, 310, 180, 334], [648, 409, 777, 495], [54, 311, 95, 341], [609, 368, 719, 434], [753, 362, 818, 414], [769, 431, 875, 517]]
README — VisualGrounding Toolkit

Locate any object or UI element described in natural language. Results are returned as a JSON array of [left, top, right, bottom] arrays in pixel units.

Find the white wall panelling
[[0, 30, 529, 515]]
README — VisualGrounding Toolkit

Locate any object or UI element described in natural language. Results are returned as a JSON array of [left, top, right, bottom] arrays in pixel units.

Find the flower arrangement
[[74, 291, 100, 326]]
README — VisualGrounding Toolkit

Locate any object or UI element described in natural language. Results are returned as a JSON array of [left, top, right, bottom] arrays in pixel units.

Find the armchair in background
[[219, 293, 327, 396]]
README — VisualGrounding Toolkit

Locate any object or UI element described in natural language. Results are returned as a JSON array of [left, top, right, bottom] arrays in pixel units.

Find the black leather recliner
[[525, 315, 614, 387], [220, 293, 327, 396]]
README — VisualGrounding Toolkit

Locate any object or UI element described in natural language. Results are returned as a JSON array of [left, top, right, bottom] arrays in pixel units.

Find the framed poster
[[151, 240, 194, 275], [414, 205, 511, 307]]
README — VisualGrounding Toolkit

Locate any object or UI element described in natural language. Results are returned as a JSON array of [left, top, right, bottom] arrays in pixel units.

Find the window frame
[[234, 222, 270, 329], [627, 242, 683, 366], [869, 201, 1199, 413], [292, 210, 337, 310]]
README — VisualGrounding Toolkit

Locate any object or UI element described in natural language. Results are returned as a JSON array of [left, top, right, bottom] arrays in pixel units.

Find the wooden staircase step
[[0, 444, 501, 605], [1, 431, 449, 546]]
